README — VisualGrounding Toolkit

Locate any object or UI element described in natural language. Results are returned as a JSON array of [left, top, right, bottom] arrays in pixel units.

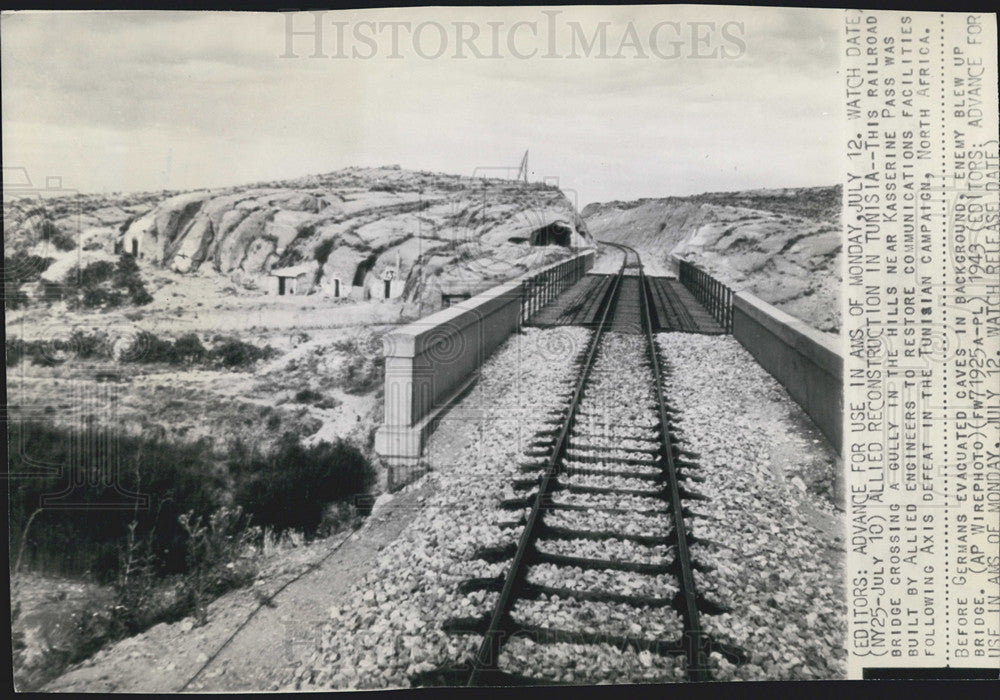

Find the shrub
[[38, 279, 65, 302], [11, 329, 276, 371], [8, 421, 224, 581], [111, 521, 158, 635], [4, 253, 54, 310], [115, 254, 152, 306], [80, 286, 116, 308], [64, 254, 152, 310], [294, 388, 322, 403], [291, 388, 340, 410], [173, 333, 206, 363], [9, 423, 371, 686], [331, 334, 385, 395], [77, 260, 116, 287], [211, 339, 276, 368], [10, 331, 111, 365], [129, 286, 153, 306], [13, 501, 263, 688], [37, 218, 77, 252], [10, 337, 75, 367], [5, 282, 30, 310], [64, 261, 114, 309], [339, 353, 384, 394], [128, 330, 178, 364], [69, 329, 112, 360], [179, 506, 260, 624], [234, 435, 374, 536]]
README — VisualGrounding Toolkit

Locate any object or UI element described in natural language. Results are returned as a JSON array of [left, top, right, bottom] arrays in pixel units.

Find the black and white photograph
[[5, 4, 997, 691]]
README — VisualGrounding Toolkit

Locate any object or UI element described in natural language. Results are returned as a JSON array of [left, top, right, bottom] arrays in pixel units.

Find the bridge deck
[[524, 273, 614, 328], [647, 277, 724, 335], [525, 274, 723, 335]]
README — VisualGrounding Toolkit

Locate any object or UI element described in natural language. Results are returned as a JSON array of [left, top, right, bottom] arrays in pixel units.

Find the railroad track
[[647, 276, 698, 333], [414, 244, 746, 685]]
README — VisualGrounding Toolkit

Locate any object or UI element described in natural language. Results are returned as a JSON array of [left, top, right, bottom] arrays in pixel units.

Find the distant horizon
[[3, 7, 840, 207], [2, 160, 840, 212]]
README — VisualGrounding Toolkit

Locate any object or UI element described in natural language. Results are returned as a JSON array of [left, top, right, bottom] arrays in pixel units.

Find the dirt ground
[[40, 478, 437, 693], [7, 268, 408, 342]]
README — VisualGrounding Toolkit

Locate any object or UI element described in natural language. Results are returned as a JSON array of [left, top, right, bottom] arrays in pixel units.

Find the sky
[[2, 6, 841, 207]]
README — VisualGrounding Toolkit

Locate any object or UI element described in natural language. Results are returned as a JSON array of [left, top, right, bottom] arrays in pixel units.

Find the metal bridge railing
[[677, 259, 734, 333], [520, 252, 594, 325]]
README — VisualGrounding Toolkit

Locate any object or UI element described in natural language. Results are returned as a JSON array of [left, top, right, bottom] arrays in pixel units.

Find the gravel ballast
[[498, 638, 688, 684], [490, 331, 691, 683], [545, 508, 673, 538], [656, 332, 846, 680], [510, 598, 685, 640], [298, 325, 844, 687], [298, 327, 590, 689]]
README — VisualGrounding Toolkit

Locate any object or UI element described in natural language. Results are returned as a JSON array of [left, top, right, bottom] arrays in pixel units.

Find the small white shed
[[268, 264, 313, 296]]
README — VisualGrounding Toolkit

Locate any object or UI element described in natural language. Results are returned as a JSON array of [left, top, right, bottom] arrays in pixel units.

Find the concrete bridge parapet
[[374, 250, 595, 484]]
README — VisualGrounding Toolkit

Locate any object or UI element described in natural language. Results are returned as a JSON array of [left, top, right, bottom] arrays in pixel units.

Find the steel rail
[[651, 275, 698, 333], [464, 241, 711, 684], [465, 242, 629, 686], [636, 255, 710, 681]]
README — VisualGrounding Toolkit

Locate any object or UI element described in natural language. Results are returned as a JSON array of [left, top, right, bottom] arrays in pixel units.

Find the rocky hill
[[4, 166, 592, 314], [583, 186, 841, 333]]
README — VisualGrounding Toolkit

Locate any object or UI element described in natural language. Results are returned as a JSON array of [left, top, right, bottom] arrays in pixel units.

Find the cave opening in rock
[[529, 223, 571, 247], [352, 252, 378, 287]]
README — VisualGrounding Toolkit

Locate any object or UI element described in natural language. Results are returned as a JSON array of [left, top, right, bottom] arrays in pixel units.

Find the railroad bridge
[[525, 271, 724, 336], [355, 243, 847, 685], [375, 244, 841, 472]]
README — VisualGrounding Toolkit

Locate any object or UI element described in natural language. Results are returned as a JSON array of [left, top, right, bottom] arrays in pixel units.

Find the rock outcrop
[[583, 186, 841, 333], [5, 167, 592, 312]]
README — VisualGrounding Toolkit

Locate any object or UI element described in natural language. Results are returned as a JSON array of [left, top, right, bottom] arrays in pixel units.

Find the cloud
[[2, 7, 841, 204]]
